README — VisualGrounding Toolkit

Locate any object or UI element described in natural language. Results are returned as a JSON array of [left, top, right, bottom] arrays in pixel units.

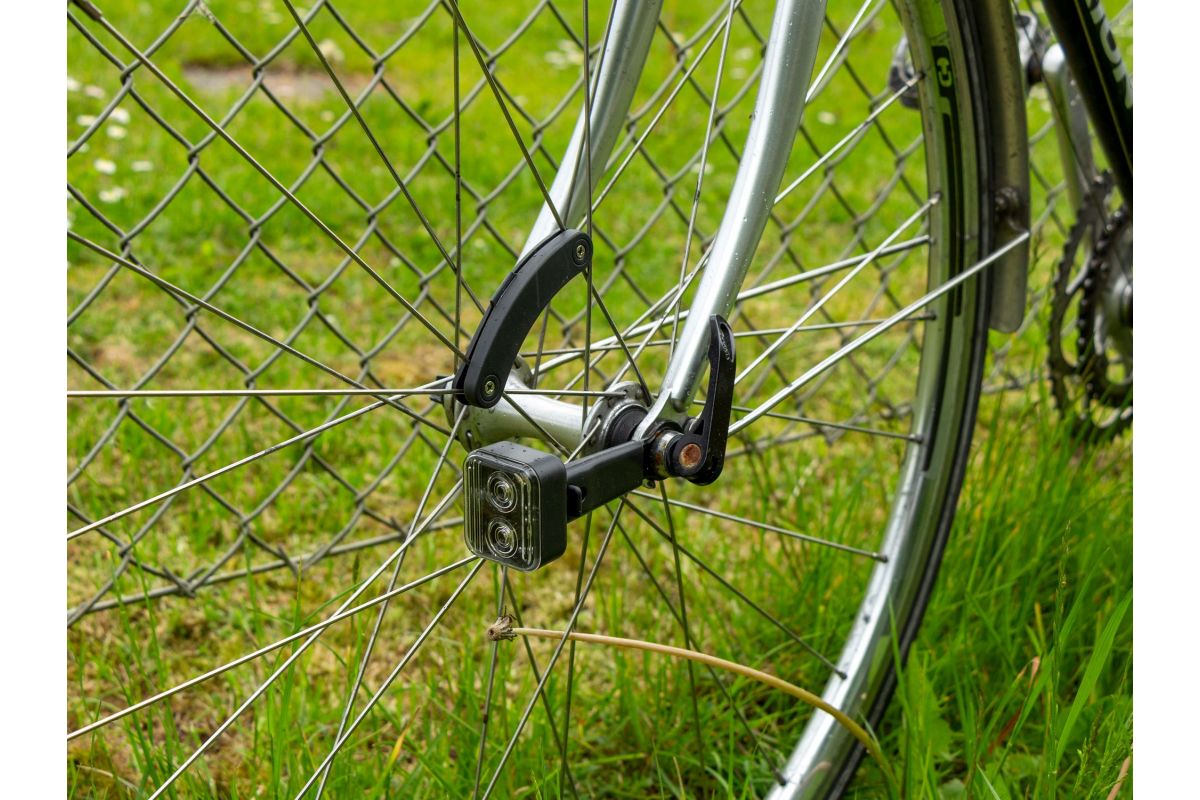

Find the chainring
[[1047, 205, 1133, 441]]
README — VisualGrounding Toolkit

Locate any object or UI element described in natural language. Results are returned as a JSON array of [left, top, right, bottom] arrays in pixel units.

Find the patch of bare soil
[[183, 62, 373, 102]]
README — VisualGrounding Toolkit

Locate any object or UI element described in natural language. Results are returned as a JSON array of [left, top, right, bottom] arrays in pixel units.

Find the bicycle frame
[[1042, 0, 1133, 208]]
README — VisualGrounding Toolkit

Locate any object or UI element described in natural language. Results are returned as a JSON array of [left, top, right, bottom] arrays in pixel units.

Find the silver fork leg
[[520, 0, 664, 258], [636, 0, 828, 434]]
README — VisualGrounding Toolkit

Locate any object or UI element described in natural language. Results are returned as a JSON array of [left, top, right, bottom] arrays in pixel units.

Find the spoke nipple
[[486, 613, 517, 641]]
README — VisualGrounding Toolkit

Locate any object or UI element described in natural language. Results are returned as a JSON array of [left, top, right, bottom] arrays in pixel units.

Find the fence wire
[[66, 0, 1126, 623]]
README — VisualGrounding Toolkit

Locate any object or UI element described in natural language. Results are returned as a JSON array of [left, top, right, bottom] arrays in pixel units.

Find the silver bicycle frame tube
[[636, 0, 827, 435], [520, 0, 663, 258], [1042, 43, 1101, 218]]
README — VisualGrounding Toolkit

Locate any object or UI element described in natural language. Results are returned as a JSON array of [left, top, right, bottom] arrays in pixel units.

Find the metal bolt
[[574, 242, 587, 263], [482, 377, 498, 398], [678, 442, 703, 470]]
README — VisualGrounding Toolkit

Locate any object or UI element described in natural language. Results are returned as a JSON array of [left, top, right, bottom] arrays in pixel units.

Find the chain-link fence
[[67, 0, 1124, 624]]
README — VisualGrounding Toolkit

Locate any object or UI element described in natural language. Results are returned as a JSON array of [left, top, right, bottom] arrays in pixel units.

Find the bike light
[[464, 441, 567, 571]]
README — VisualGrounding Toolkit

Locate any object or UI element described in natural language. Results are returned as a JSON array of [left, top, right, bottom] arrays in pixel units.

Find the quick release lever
[[664, 316, 735, 485]]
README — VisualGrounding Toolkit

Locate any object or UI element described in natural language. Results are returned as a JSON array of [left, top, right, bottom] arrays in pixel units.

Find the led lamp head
[[464, 441, 567, 571]]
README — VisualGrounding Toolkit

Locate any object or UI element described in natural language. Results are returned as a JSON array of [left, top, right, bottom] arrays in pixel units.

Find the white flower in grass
[[107, 126, 127, 140], [99, 187, 128, 204], [84, 85, 106, 99], [817, 111, 837, 126], [735, 46, 755, 62], [320, 109, 335, 122], [76, 114, 98, 127], [731, 67, 747, 80], [131, 160, 154, 173], [318, 38, 345, 64], [67, 76, 81, 93], [111, 107, 131, 124], [93, 158, 117, 175], [545, 40, 583, 70]]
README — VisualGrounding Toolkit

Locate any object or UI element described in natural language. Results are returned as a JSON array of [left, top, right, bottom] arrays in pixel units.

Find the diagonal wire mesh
[[66, 0, 1123, 624]]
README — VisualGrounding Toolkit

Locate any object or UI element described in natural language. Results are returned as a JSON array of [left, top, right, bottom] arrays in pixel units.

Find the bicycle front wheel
[[66, 1, 1018, 797]]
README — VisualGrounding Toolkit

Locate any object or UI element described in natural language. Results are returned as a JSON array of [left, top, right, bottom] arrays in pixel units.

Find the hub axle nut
[[678, 442, 703, 470]]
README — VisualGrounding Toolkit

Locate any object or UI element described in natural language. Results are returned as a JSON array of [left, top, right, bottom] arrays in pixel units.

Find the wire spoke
[[731, 232, 1032, 433], [630, 490, 886, 559], [280, 0, 486, 316], [291, 559, 486, 799], [135, 481, 463, 797], [69, 396, 399, 540], [68, 554, 475, 741], [615, 519, 787, 781], [472, 566, 507, 800], [313, 408, 466, 797], [729, 404, 922, 443], [533, 237, 930, 378], [522, 312, 935, 359], [443, 0, 565, 230], [500, 581, 583, 799], [479, 503, 621, 799], [558, 509, 592, 797], [591, 1, 744, 214], [777, 73, 922, 206], [805, 0, 877, 103], [657, 482, 710, 767], [735, 198, 935, 385], [670, 0, 738, 360], [625, 499, 844, 677], [66, 233, 449, 435]]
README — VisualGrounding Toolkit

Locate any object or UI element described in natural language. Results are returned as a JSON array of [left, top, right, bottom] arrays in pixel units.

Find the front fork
[[449, 0, 831, 570], [1022, 1, 1133, 219]]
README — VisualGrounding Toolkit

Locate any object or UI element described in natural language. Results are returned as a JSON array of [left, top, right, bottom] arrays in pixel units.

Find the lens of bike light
[[487, 518, 518, 558], [486, 472, 517, 512]]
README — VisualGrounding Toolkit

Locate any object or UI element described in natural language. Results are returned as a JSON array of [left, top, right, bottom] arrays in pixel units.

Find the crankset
[[1048, 205, 1133, 441], [452, 230, 736, 572]]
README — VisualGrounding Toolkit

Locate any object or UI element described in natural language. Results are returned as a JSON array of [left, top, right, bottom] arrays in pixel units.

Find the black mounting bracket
[[557, 317, 733, 516], [663, 316, 735, 485], [454, 228, 591, 408], [461, 311, 737, 571]]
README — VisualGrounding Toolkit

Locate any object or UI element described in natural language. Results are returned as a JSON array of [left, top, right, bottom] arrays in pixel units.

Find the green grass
[[855, 389, 1132, 798], [67, 1, 1131, 798]]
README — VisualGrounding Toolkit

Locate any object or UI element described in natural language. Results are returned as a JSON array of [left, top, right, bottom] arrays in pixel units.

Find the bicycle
[[66, 0, 1131, 796]]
